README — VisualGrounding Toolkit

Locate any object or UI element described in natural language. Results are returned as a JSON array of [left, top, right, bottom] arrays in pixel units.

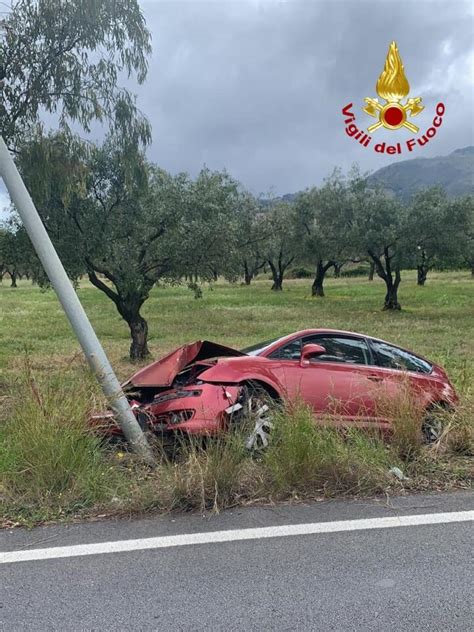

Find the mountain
[[367, 146, 474, 201], [260, 147, 473, 206]]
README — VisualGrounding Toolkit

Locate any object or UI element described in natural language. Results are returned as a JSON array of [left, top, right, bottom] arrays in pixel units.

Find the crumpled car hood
[[125, 340, 246, 388]]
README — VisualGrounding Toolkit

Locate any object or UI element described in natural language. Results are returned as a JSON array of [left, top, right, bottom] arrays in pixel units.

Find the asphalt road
[[1, 491, 472, 631]]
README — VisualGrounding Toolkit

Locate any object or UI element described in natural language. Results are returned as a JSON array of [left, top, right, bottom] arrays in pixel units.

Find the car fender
[[197, 363, 283, 399], [409, 371, 458, 412]]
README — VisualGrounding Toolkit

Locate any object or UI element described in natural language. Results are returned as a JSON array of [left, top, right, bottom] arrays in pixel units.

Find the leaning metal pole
[[0, 136, 154, 465]]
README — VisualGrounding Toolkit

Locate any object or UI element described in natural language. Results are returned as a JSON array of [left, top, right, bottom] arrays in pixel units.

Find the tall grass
[[263, 402, 394, 497], [152, 435, 254, 512], [1, 365, 471, 526], [0, 364, 122, 522]]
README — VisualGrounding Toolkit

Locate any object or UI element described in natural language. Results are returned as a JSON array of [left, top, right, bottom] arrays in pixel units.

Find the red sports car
[[94, 329, 458, 448]]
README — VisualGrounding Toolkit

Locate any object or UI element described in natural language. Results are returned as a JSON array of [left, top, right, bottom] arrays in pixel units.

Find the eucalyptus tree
[[0, 0, 151, 148], [0, 0, 154, 456]]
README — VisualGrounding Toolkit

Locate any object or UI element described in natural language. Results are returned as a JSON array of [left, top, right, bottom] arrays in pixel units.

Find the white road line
[[1, 511, 472, 565]]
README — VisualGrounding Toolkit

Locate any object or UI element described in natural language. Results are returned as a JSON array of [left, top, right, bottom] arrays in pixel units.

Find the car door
[[365, 339, 436, 417], [269, 334, 383, 426]]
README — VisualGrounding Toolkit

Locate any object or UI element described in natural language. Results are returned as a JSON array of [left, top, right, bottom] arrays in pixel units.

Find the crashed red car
[[93, 330, 458, 448]]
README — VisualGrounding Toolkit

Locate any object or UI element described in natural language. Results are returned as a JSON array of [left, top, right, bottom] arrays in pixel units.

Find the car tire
[[227, 382, 277, 451], [421, 403, 450, 444]]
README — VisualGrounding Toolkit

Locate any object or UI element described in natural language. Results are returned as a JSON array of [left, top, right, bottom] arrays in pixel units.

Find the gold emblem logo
[[363, 41, 424, 133]]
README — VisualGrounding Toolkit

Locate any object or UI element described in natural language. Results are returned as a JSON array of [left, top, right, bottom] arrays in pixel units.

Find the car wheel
[[421, 405, 448, 443], [226, 383, 276, 451]]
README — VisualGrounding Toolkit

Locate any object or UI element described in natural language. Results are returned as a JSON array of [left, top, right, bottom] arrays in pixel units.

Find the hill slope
[[367, 146, 474, 201]]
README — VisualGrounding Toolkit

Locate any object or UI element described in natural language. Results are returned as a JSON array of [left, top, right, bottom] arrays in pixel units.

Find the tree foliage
[[406, 188, 469, 285], [0, 221, 36, 285], [0, 0, 151, 147], [295, 170, 359, 297], [15, 130, 255, 359], [340, 173, 406, 310], [231, 193, 267, 285], [17, 131, 188, 358]]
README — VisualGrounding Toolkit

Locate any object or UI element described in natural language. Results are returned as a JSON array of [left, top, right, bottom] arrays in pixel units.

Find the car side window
[[268, 338, 302, 360], [370, 340, 432, 374], [304, 336, 370, 365]]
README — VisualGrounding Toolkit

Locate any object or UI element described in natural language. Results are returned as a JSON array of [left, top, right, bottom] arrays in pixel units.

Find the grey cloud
[[137, 0, 474, 194], [1, 0, 473, 210]]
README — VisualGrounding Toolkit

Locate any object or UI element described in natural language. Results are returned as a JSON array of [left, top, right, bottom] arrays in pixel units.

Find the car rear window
[[370, 340, 432, 374]]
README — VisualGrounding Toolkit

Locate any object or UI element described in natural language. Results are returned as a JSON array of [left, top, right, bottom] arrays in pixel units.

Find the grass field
[[0, 270, 472, 526], [1, 270, 473, 390]]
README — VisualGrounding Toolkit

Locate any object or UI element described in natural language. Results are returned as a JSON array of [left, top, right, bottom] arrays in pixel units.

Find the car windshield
[[240, 335, 289, 356]]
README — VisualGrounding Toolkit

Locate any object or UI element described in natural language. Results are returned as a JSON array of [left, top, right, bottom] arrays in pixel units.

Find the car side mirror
[[300, 343, 327, 365]]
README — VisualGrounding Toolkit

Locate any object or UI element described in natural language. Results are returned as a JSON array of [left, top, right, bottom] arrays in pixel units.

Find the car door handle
[[367, 375, 383, 382]]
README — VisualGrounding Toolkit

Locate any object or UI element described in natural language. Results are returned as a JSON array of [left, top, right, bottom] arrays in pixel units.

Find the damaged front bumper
[[90, 383, 241, 439]]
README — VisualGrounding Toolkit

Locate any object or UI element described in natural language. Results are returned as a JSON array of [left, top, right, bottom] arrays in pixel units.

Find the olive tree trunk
[[368, 248, 402, 310], [88, 270, 152, 361], [311, 260, 335, 297], [417, 265, 428, 286], [368, 261, 375, 281], [416, 250, 429, 286], [128, 314, 150, 360], [10, 270, 17, 288], [268, 253, 294, 292], [243, 260, 253, 285], [383, 274, 401, 310]]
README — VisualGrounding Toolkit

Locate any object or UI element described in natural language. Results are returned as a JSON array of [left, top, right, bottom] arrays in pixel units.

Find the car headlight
[[152, 390, 202, 405], [154, 410, 195, 425]]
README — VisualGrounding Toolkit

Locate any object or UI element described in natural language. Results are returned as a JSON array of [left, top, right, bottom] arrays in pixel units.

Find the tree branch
[[87, 268, 118, 304]]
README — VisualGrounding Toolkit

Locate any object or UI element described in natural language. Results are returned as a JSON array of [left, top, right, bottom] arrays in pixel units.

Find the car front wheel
[[226, 382, 276, 451]]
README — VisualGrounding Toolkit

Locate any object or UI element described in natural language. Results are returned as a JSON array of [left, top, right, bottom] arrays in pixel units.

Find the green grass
[[1, 270, 473, 390], [0, 270, 472, 525]]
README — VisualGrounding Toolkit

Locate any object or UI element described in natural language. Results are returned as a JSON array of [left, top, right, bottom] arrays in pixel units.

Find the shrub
[[341, 264, 370, 277], [287, 266, 313, 279]]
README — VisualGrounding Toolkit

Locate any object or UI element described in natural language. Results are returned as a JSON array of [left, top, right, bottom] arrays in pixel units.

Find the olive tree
[[0, 225, 21, 285], [233, 193, 267, 285], [351, 177, 408, 310], [294, 171, 357, 297], [0, 216, 40, 285], [460, 196, 474, 276], [263, 201, 297, 291], [17, 131, 189, 359], [406, 188, 469, 285], [174, 168, 244, 285], [17, 132, 253, 359]]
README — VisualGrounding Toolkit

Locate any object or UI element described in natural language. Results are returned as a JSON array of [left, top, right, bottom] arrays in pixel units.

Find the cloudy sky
[[1, 0, 473, 211]]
